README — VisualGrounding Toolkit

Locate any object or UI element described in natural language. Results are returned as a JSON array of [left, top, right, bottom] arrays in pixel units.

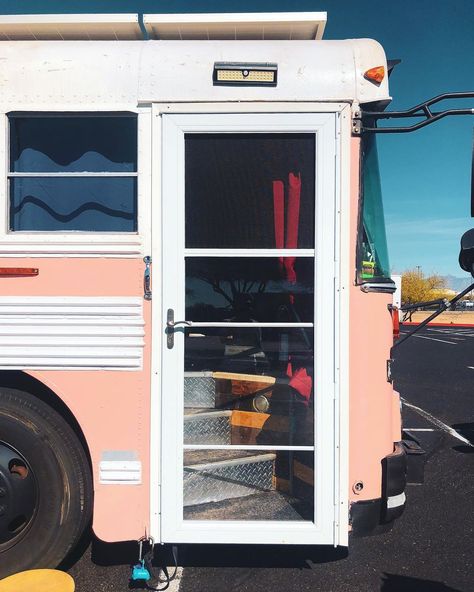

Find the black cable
[[143, 545, 179, 591]]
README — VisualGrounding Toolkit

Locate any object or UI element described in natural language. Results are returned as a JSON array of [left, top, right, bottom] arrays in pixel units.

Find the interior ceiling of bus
[[0, 12, 327, 42]]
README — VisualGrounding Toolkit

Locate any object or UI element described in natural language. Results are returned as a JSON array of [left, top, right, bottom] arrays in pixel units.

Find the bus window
[[357, 134, 391, 283], [8, 113, 137, 232]]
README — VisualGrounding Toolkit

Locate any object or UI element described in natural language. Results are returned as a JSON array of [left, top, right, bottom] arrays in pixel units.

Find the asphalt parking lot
[[67, 325, 474, 592]]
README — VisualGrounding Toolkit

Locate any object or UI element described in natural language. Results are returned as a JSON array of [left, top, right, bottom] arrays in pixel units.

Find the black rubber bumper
[[351, 441, 407, 537]]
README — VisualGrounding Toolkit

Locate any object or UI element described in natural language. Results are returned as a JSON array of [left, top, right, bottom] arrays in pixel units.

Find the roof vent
[[143, 12, 327, 41]]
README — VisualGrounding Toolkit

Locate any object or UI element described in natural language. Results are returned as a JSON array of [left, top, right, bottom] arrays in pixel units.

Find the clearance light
[[364, 66, 385, 84], [213, 62, 278, 87]]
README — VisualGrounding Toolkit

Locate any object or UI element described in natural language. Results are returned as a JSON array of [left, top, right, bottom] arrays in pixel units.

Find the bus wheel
[[0, 387, 92, 578]]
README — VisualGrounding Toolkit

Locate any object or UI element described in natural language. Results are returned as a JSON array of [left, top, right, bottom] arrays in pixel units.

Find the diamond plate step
[[184, 490, 314, 521], [183, 451, 276, 507], [184, 410, 232, 445], [184, 372, 215, 409]]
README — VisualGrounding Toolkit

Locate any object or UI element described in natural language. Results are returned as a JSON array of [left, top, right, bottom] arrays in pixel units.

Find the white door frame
[[155, 111, 340, 545]]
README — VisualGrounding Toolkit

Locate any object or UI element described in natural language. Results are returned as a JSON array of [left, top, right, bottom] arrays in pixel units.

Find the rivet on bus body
[[352, 481, 364, 494]]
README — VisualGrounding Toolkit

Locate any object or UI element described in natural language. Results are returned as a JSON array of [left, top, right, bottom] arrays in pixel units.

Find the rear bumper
[[350, 441, 407, 536]]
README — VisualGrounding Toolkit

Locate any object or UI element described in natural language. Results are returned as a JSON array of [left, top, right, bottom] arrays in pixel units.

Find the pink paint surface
[[348, 139, 399, 502], [0, 258, 142, 296], [0, 140, 403, 540], [0, 257, 151, 541]]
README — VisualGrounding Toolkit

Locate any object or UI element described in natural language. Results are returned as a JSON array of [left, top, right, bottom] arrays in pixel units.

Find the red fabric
[[283, 257, 297, 285], [273, 180, 285, 249], [285, 172, 301, 249], [288, 366, 312, 404], [274, 174, 311, 403], [282, 172, 301, 287], [273, 180, 285, 273]]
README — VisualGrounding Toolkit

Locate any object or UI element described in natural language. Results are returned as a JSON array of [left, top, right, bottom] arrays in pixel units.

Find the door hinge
[[143, 256, 152, 300], [352, 110, 362, 136]]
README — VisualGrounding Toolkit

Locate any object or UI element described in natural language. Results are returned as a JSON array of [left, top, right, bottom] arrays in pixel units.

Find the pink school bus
[[0, 12, 409, 577]]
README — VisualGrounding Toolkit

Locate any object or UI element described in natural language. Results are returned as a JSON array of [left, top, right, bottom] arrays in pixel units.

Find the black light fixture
[[213, 62, 278, 87]]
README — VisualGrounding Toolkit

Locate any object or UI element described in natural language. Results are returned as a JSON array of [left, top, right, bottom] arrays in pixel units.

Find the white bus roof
[[143, 12, 327, 40], [0, 12, 327, 42], [0, 38, 390, 108], [0, 13, 141, 40], [0, 13, 390, 108], [0, 39, 389, 111]]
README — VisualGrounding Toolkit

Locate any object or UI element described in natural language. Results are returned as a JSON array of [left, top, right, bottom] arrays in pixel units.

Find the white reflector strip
[[387, 491, 406, 509]]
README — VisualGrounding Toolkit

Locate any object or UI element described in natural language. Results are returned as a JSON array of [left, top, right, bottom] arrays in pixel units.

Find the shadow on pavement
[[381, 573, 461, 591], [61, 534, 137, 571], [59, 524, 94, 571], [91, 537, 138, 566], [452, 422, 474, 453], [453, 444, 474, 454], [177, 543, 347, 568], [85, 537, 348, 569]]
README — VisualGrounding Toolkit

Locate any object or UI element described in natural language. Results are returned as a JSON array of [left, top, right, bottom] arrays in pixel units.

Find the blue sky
[[1, 1, 473, 276]]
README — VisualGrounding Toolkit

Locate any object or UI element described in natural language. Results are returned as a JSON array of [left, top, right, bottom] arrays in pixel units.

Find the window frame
[[0, 110, 149, 257], [159, 111, 338, 545]]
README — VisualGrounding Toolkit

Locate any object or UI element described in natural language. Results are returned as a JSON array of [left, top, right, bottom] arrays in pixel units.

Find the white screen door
[[160, 112, 337, 545]]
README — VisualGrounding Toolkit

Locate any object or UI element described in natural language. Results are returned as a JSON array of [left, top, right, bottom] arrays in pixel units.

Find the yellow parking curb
[[0, 569, 74, 592]]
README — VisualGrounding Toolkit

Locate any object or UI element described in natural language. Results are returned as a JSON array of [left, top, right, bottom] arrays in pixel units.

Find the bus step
[[184, 410, 232, 445], [184, 372, 216, 409], [183, 490, 313, 521], [183, 451, 276, 507]]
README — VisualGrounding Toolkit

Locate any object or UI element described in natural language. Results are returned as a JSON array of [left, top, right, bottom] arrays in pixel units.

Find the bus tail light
[[364, 66, 385, 84], [391, 306, 400, 340]]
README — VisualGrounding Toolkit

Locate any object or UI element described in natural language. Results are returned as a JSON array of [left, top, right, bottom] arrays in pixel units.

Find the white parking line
[[429, 330, 474, 338], [411, 334, 457, 345], [467, 366, 474, 370], [404, 428, 436, 432], [168, 568, 183, 592], [401, 398, 473, 447]]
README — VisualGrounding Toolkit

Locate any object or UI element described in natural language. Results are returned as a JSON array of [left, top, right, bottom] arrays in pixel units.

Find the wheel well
[[0, 371, 92, 470]]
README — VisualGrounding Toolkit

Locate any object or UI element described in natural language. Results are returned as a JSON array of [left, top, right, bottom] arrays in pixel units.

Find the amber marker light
[[364, 66, 385, 84]]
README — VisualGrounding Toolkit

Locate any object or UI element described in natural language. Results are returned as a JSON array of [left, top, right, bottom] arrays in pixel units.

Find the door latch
[[166, 308, 192, 349], [143, 256, 152, 300]]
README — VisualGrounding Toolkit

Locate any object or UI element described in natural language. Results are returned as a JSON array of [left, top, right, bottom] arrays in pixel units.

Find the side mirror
[[459, 228, 474, 276]]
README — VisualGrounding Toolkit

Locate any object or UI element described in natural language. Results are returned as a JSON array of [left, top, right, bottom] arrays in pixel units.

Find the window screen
[[185, 133, 315, 249], [8, 114, 137, 232]]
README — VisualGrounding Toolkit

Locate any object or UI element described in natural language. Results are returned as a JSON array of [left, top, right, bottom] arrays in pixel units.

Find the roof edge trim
[[143, 12, 327, 41]]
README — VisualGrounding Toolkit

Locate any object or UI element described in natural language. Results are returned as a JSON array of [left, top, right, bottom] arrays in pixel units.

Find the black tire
[[0, 387, 92, 578]]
